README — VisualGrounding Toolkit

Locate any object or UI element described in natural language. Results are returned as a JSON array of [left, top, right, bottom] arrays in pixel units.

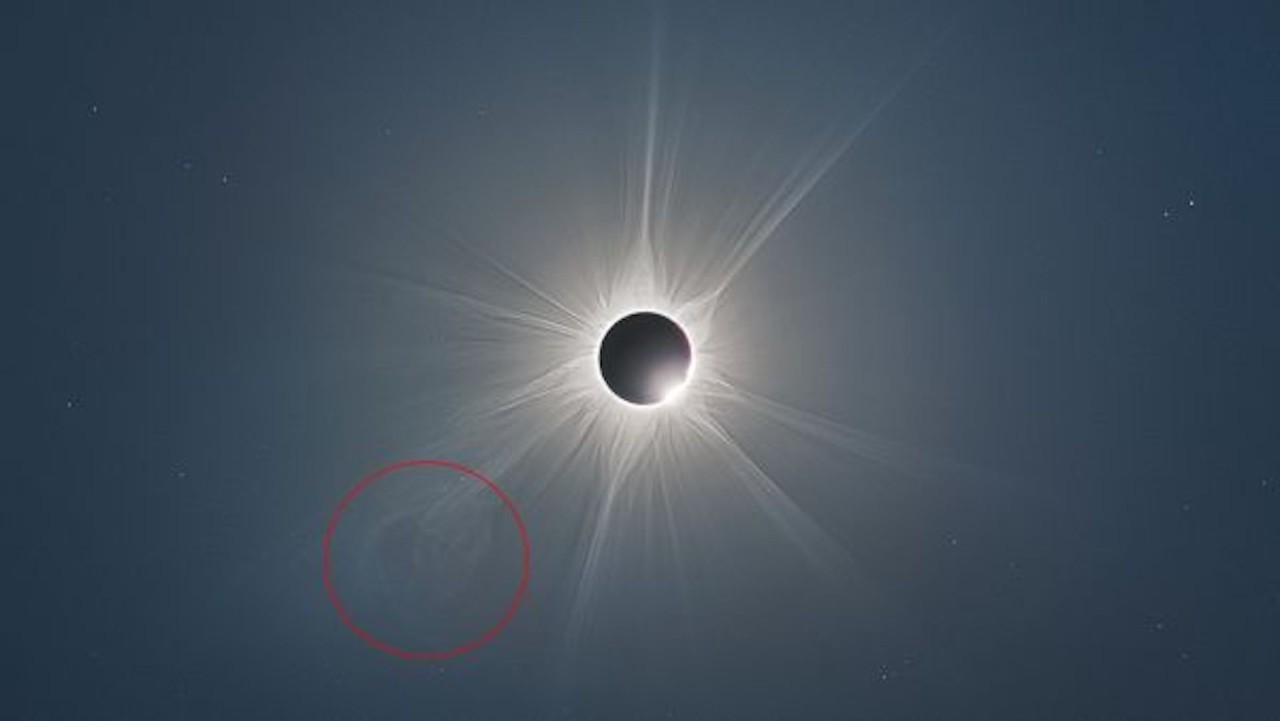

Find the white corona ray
[[706, 66, 928, 306], [685, 410, 854, 578], [448, 236, 594, 333], [363, 264, 585, 341], [636, 16, 663, 256], [704, 377, 947, 482]]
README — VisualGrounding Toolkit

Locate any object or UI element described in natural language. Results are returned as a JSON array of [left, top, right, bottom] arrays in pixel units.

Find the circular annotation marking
[[322, 459, 531, 661]]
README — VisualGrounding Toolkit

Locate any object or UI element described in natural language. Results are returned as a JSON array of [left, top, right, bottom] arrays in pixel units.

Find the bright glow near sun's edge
[[591, 307, 695, 411]]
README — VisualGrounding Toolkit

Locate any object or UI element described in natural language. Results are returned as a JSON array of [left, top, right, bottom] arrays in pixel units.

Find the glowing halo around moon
[[337, 30, 947, 652]]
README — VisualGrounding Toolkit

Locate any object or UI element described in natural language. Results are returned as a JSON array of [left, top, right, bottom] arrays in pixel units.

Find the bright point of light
[[596, 310, 694, 409]]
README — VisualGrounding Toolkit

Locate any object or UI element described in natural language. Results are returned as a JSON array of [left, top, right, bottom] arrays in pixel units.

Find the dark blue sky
[[9, 1, 1280, 719]]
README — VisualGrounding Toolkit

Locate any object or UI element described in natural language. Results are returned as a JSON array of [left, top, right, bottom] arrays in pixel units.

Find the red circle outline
[[322, 459, 531, 661]]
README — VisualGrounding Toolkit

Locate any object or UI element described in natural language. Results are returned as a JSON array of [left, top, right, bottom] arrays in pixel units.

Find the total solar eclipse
[[597, 312, 693, 406]]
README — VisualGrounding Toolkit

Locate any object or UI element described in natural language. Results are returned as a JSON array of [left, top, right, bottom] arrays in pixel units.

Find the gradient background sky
[[9, 1, 1280, 719]]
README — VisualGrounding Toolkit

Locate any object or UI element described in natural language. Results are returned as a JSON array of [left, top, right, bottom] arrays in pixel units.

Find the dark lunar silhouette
[[598, 312, 692, 405]]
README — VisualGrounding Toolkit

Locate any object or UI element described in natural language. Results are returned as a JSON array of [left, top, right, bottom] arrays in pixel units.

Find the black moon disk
[[598, 312, 692, 406]]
